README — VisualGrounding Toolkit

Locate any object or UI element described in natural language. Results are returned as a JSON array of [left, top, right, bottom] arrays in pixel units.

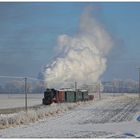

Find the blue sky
[[0, 2, 140, 81]]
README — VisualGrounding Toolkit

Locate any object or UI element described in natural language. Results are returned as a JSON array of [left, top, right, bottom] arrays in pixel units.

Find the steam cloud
[[44, 6, 113, 88]]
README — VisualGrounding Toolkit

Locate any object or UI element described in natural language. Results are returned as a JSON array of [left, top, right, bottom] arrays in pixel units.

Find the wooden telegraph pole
[[75, 81, 77, 92], [25, 77, 28, 112], [99, 82, 101, 100], [139, 68, 140, 99]]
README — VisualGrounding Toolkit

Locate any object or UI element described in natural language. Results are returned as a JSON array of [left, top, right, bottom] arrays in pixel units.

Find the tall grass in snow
[[0, 101, 93, 129]]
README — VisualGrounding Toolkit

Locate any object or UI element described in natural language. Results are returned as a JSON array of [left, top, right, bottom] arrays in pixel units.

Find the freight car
[[42, 88, 94, 105]]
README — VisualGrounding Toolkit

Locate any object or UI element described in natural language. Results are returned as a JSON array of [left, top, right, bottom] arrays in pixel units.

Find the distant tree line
[[0, 80, 46, 94], [0, 78, 139, 94], [102, 79, 139, 93]]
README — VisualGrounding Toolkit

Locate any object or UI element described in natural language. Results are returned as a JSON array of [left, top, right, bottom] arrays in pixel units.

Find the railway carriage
[[42, 88, 94, 105]]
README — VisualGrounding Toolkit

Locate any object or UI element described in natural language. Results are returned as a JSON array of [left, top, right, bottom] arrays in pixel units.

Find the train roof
[[79, 89, 88, 92], [59, 88, 74, 91]]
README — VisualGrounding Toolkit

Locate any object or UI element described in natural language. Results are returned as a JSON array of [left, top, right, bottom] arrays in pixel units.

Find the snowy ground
[[0, 94, 140, 138], [0, 94, 42, 109], [0, 93, 128, 109]]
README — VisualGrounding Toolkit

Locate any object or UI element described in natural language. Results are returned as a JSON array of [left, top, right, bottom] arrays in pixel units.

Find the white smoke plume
[[44, 6, 113, 88]]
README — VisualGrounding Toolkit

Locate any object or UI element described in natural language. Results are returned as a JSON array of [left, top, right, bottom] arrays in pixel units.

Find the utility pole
[[74, 81, 77, 102], [25, 77, 28, 112], [75, 81, 77, 92], [98, 83, 101, 100], [139, 68, 140, 99]]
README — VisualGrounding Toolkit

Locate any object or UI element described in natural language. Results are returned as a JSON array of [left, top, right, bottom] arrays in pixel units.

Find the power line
[[0, 75, 46, 82], [0, 75, 25, 79]]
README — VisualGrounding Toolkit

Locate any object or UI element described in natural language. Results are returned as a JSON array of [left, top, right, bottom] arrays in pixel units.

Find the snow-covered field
[[0, 93, 131, 109], [0, 93, 140, 138], [0, 94, 43, 109]]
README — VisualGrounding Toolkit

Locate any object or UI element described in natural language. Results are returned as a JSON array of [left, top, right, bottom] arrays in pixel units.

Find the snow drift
[[44, 6, 113, 88]]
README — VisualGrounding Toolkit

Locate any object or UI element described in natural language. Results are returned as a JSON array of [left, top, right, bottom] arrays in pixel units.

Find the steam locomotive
[[42, 88, 94, 105]]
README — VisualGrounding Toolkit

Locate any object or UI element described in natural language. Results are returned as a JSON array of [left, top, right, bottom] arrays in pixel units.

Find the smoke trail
[[44, 6, 113, 88]]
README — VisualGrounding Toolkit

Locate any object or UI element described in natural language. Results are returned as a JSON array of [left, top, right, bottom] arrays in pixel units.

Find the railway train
[[42, 88, 94, 105]]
